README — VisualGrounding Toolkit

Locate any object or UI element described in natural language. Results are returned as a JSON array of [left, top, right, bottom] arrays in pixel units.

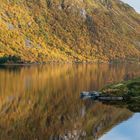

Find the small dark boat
[[80, 91, 123, 101], [80, 91, 101, 100]]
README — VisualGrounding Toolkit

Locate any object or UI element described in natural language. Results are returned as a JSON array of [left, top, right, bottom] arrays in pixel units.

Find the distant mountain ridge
[[0, 0, 140, 63]]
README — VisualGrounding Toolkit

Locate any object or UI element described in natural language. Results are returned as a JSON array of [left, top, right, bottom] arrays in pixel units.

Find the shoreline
[[101, 77, 140, 112], [0, 60, 140, 66]]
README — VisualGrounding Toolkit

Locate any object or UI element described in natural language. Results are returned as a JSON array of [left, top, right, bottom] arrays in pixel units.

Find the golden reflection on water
[[0, 63, 140, 95], [0, 64, 139, 140]]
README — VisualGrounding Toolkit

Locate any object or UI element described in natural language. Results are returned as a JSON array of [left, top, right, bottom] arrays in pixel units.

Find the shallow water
[[0, 63, 140, 140]]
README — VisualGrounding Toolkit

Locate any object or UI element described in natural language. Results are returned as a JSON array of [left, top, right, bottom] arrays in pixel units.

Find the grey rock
[[7, 23, 14, 30], [80, 9, 87, 19], [25, 39, 33, 47]]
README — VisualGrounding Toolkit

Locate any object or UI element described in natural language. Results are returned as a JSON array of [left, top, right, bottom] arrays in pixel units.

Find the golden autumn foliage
[[0, 0, 140, 63]]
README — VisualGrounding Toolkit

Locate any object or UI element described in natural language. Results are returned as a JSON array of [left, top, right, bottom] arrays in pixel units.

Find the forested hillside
[[0, 0, 140, 63]]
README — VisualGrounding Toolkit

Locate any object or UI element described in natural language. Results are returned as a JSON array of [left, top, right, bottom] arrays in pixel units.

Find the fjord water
[[0, 64, 140, 140], [100, 113, 140, 140]]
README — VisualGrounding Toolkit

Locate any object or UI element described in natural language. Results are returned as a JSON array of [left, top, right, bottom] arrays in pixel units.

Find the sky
[[121, 0, 140, 13], [99, 113, 140, 140]]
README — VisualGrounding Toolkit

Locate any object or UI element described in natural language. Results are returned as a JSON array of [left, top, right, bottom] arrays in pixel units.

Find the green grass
[[101, 78, 140, 112]]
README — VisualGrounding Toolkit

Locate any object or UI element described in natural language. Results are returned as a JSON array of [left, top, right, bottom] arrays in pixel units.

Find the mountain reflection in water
[[0, 64, 140, 140], [100, 113, 140, 140]]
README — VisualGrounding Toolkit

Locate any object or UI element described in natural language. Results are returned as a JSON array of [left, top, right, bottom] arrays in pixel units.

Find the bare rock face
[[25, 39, 33, 47], [80, 8, 87, 19], [7, 23, 14, 30]]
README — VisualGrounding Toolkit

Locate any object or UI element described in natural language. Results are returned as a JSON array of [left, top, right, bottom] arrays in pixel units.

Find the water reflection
[[0, 64, 139, 140], [100, 113, 140, 140]]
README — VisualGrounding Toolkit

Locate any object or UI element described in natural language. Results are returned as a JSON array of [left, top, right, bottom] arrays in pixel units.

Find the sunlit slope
[[0, 0, 140, 63]]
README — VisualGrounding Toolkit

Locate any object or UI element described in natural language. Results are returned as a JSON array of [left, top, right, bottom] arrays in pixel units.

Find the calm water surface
[[100, 113, 140, 140], [0, 63, 140, 140]]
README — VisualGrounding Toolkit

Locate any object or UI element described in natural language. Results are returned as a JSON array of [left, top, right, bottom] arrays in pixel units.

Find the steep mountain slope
[[0, 0, 140, 63]]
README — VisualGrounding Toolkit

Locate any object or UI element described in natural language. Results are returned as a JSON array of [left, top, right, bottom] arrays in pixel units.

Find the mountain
[[0, 0, 140, 63]]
